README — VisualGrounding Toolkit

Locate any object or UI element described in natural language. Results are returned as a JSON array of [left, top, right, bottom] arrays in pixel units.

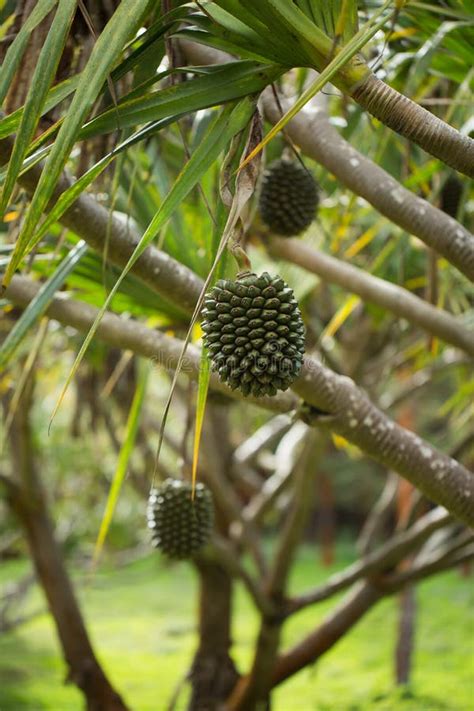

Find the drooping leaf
[[25, 115, 182, 257], [79, 62, 281, 138], [1, 0, 77, 215], [92, 359, 149, 568], [0, 240, 87, 369], [191, 343, 211, 497], [237, 0, 393, 171], [2, 0, 152, 288]]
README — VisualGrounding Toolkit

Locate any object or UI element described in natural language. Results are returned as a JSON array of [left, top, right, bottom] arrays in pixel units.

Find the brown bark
[[318, 470, 335, 567], [5, 378, 129, 711], [188, 403, 240, 710], [351, 73, 474, 179]]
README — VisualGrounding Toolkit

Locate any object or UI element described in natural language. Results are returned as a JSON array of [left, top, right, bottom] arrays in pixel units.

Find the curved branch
[[273, 581, 381, 687], [351, 73, 474, 179], [233, 414, 292, 466], [5, 275, 474, 528], [380, 541, 474, 592], [287, 506, 451, 614], [181, 42, 474, 281], [272, 534, 474, 688], [268, 236, 474, 356], [201, 537, 275, 617]]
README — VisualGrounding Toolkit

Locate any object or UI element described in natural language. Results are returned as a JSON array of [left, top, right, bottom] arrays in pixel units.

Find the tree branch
[[5, 274, 474, 528], [286, 506, 451, 614], [351, 72, 474, 179], [233, 414, 292, 466], [181, 42, 474, 281], [272, 513, 464, 688], [203, 536, 275, 617], [273, 580, 382, 687], [241, 422, 309, 526], [266, 431, 320, 598], [381, 540, 474, 592], [267, 237, 474, 356], [357, 473, 398, 555]]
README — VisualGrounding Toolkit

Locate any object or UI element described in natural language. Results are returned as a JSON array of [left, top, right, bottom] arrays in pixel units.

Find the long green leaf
[[1, 0, 77, 215], [194, 3, 305, 65], [48, 98, 256, 429], [79, 62, 281, 138], [25, 115, 181, 256], [0, 5, 186, 141], [0, 0, 58, 106], [92, 360, 149, 568], [2, 0, 152, 288], [236, 0, 325, 63], [0, 75, 79, 140], [189, 190, 231, 494], [191, 344, 211, 496], [0, 240, 87, 369]]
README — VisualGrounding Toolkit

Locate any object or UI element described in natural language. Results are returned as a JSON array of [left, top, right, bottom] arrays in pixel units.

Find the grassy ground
[[0, 542, 473, 711]]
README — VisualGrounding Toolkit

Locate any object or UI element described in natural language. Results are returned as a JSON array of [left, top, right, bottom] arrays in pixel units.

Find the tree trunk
[[188, 558, 239, 711], [6, 378, 130, 711], [395, 585, 416, 685], [318, 470, 335, 567]]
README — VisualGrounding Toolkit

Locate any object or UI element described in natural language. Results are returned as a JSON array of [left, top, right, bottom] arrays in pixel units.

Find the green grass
[[0, 542, 473, 710]]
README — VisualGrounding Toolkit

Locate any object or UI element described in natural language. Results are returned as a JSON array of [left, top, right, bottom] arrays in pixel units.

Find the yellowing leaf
[[3, 210, 19, 222], [404, 276, 427, 290], [192, 322, 203, 342], [332, 433, 349, 449], [344, 222, 382, 259], [191, 347, 211, 498], [323, 295, 360, 339]]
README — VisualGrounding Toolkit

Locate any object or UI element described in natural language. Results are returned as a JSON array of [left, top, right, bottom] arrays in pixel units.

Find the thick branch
[[272, 534, 474, 688], [292, 368, 473, 528], [5, 374, 129, 711], [352, 73, 474, 179], [181, 42, 474, 281], [6, 274, 474, 528], [268, 237, 474, 356]]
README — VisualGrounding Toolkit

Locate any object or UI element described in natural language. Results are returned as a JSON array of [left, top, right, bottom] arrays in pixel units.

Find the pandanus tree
[[0, 1, 473, 709]]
